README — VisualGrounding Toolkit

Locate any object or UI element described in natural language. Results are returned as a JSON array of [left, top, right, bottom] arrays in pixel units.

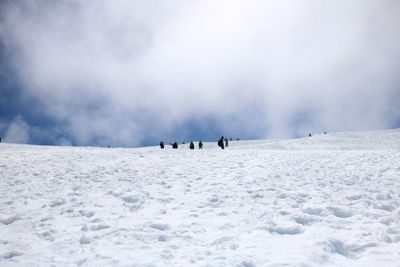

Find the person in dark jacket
[[198, 141, 203, 149], [218, 136, 225, 149], [160, 141, 164, 149], [189, 141, 195, 149], [171, 141, 178, 149]]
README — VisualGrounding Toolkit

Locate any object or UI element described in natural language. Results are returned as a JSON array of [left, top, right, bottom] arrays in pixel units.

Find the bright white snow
[[1, 129, 400, 266]]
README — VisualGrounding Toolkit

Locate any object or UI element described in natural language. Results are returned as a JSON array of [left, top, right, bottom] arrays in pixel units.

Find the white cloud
[[1, 0, 399, 145]]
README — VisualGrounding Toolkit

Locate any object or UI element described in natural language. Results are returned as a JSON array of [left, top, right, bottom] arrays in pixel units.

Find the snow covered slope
[[1, 129, 400, 266]]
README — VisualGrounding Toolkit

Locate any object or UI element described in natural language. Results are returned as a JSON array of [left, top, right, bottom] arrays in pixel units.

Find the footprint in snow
[[79, 210, 95, 218], [382, 228, 400, 243], [90, 224, 110, 231], [81, 224, 89, 232], [277, 193, 288, 199], [121, 195, 139, 204], [209, 197, 219, 203], [267, 225, 303, 235], [71, 185, 80, 191], [49, 198, 66, 207], [1, 251, 23, 260], [79, 235, 92, 245], [382, 234, 400, 243], [76, 258, 87, 266], [375, 193, 392, 201], [241, 260, 256, 267], [346, 194, 364, 201], [292, 214, 319, 226], [149, 223, 170, 231], [38, 230, 56, 242], [374, 201, 397, 212], [157, 235, 168, 242], [323, 239, 377, 258], [302, 206, 327, 217], [327, 206, 353, 218], [107, 190, 123, 197], [0, 215, 22, 225]]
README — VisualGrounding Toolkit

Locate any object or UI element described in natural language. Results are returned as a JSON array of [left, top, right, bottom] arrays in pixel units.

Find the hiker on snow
[[171, 141, 178, 149], [198, 141, 203, 149], [218, 136, 225, 149], [189, 141, 195, 150], [160, 141, 164, 149]]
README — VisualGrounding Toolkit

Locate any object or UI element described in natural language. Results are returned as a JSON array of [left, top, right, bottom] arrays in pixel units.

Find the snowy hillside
[[1, 129, 400, 266]]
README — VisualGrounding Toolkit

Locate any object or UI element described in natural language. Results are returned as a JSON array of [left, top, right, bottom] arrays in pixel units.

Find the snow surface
[[1, 129, 400, 266]]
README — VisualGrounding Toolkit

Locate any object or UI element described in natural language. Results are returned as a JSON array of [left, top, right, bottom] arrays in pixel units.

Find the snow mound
[[231, 128, 400, 150]]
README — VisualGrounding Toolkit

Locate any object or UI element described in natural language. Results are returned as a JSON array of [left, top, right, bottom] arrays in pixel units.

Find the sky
[[0, 0, 400, 147]]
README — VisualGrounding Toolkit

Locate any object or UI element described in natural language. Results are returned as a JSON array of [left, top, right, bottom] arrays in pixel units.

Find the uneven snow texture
[[1, 130, 400, 266]]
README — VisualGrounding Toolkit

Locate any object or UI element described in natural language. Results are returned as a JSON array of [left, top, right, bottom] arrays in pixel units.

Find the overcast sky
[[1, 0, 400, 147]]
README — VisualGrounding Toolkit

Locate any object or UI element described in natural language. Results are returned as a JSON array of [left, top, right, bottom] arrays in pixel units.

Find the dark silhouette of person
[[171, 141, 178, 149], [218, 136, 225, 149], [309, 133, 312, 137], [224, 138, 228, 148], [198, 141, 203, 149], [189, 141, 194, 149], [160, 141, 164, 149]]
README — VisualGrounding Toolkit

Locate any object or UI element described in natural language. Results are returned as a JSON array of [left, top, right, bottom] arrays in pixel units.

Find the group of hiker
[[159, 140, 203, 149], [159, 136, 232, 150]]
